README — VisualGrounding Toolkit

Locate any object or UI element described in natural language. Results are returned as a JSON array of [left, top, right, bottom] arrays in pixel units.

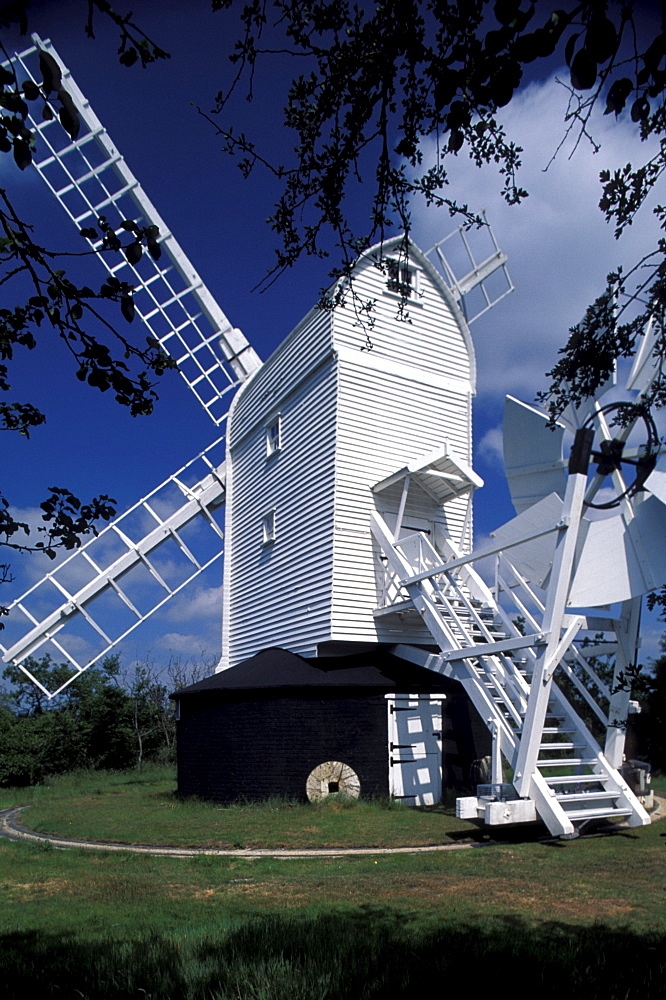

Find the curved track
[[1, 797, 662, 859], [0, 804, 482, 858]]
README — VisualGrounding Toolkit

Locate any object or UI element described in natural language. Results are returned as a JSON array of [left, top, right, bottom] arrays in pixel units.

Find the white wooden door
[[387, 694, 445, 806]]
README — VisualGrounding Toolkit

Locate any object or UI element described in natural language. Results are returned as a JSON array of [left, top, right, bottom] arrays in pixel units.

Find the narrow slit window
[[266, 416, 282, 457], [262, 509, 276, 545]]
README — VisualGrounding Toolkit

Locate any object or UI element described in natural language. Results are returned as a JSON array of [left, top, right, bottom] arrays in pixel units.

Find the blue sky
[[2, 1, 665, 676]]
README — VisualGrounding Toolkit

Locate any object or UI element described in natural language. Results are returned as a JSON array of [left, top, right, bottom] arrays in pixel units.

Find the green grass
[[0, 768, 664, 997], [6, 766, 488, 849], [2, 910, 664, 999], [1, 822, 665, 997]]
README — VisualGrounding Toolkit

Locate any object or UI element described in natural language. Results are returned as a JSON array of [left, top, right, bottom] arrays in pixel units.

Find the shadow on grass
[[2, 909, 665, 999]]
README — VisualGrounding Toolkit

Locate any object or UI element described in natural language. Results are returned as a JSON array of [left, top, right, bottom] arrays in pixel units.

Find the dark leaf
[[604, 77, 632, 116], [147, 239, 161, 261], [125, 241, 142, 265], [570, 48, 597, 90], [58, 104, 80, 141], [119, 48, 139, 67], [448, 129, 464, 152], [513, 31, 543, 63], [643, 33, 666, 74], [12, 136, 31, 170], [493, 0, 520, 27], [631, 97, 650, 123], [120, 220, 138, 232], [564, 31, 580, 68], [21, 80, 40, 101], [120, 292, 135, 323], [484, 28, 511, 56], [38, 50, 62, 94], [41, 103, 53, 121], [87, 368, 110, 391], [584, 16, 617, 64]]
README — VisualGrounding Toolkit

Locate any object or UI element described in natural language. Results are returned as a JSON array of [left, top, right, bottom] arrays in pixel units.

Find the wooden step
[[544, 774, 604, 785], [555, 790, 619, 803], [538, 757, 599, 767], [539, 742, 585, 752], [561, 806, 633, 821]]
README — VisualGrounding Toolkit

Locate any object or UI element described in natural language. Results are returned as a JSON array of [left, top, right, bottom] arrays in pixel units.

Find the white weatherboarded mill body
[[222, 238, 479, 666], [6, 36, 665, 839]]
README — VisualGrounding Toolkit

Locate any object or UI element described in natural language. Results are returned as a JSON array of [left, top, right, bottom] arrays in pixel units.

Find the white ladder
[[371, 505, 650, 837]]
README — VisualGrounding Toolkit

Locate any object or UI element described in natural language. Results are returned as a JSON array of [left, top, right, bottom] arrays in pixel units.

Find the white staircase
[[370, 496, 650, 838]]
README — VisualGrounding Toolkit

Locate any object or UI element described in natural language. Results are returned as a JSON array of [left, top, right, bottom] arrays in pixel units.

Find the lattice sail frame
[[1, 441, 228, 699], [425, 211, 514, 325], [1, 37, 264, 696], [9, 35, 261, 424]]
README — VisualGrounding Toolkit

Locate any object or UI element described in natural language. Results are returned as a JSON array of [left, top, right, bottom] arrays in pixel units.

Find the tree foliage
[[210, 0, 665, 417], [0, 652, 195, 785]]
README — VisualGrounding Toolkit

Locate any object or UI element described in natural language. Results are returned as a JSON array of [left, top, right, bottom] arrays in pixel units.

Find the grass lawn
[[0, 767, 664, 998], [6, 765, 490, 849]]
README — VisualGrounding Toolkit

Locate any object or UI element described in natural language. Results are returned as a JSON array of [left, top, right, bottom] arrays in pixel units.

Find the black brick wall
[[177, 689, 389, 802], [176, 684, 492, 802]]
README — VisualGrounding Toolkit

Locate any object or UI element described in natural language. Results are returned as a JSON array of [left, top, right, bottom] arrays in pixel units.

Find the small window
[[266, 415, 281, 457], [386, 258, 415, 297], [262, 509, 276, 545]]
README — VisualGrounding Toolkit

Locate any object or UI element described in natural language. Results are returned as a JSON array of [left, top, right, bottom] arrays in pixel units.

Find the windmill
[[3, 38, 661, 838], [0, 36, 510, 696]]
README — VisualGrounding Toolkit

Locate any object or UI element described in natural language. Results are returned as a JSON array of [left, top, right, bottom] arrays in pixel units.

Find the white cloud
[[161, 583, 223, 624], [477, 425, 504, 467], [411, 72, 662, 405]]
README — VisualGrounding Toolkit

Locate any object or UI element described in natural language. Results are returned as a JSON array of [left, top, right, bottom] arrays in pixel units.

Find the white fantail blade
[[503, 396, 567, 515], [0, 442, 227, 698], [8, 36, 262, 427], [489, 490, 563, 589], [488, 483, 666, 608], [643, 452, 666, 505], [569, 496, 666, 607], [627, 315, 660, 394]]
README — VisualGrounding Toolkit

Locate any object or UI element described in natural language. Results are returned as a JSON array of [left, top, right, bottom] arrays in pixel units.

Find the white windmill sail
[[2, 443, 227, 699], [425, 212, 514, 325], [9, 35, 261, 421], [1, 37, 262, 695]]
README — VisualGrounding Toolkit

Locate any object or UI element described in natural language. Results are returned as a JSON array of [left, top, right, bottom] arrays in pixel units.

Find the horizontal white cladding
[[224, 237, 476, 661], [331, 251, 474, 387], [230, 305, 334, 445], [334, 345, 472, 396], [225, 357, 337, 664], [330, 352, 473, 643]]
